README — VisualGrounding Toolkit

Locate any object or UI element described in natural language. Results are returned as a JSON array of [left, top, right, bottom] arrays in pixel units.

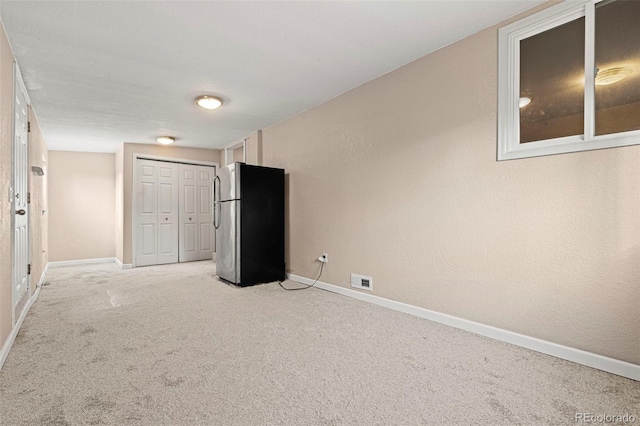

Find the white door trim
[[132, 153, 218, 267], [224, 139, 246, 166], [14, 63, 31, 105], [133, 153, 219, 168]]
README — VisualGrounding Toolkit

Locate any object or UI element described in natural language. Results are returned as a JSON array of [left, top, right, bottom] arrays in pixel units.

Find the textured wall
[[245, 130, 262, 166], [48, 151, 115, 261], [28, 113, 48, 291], [115, 145, 123, 263], [121, 143, 220, 265], [261, 10, 640, 363], [233, 146, 244, 163], [0, 20, 14, 347]]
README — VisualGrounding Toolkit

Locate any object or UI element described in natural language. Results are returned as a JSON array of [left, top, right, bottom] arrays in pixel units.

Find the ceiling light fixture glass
[[595, 67, 632, 86], [519, 97, 531, 108], [156, 136, 175, 145], [196, 95, 223, 110]]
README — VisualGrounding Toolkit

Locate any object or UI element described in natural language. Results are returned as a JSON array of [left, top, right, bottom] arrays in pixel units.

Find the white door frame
[[132, 153, 218, 267], [12, 63, 31, 324], [224, 139, 246, 166]]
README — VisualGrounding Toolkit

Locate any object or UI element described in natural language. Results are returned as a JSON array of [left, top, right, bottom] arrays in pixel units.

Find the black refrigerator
[[213, 163, 285, 286]]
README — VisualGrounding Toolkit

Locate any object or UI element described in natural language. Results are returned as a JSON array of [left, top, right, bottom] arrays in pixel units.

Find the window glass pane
[[519, 17, 585, 143], [595, 0, 640, 136]]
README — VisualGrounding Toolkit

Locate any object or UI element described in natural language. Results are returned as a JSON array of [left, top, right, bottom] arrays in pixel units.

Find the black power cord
[[279, 262, 325, 291]]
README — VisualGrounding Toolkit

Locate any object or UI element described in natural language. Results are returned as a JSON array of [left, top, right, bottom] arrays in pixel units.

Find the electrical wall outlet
[[351, 273, 372, 291], [318, 253, 328, 263]]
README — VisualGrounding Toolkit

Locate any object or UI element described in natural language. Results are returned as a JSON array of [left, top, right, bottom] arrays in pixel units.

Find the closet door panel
[[156, 162, 179, 265], [179, 164, 200, 262], [135, 160, 159, 266]]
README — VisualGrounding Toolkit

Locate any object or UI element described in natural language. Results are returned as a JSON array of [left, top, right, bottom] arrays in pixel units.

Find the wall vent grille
[[351, 274, 373, 291]]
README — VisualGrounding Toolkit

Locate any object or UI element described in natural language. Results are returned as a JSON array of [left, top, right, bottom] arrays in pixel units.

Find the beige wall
[[48, 151, 115, 262], [119, 143, 220, 265], [261, 7, 640, 364], [115, 145, 124, 262], [245, 130, 262, 166], [1, 20, 49, 351], [233, 146, 244, 163]]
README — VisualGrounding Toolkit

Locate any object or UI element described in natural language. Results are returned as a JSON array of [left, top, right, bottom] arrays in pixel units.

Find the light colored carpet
[[0, 261, 638, 425]]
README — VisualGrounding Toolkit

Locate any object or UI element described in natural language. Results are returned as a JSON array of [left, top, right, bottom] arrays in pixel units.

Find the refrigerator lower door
[[216, 200, 241, 284]]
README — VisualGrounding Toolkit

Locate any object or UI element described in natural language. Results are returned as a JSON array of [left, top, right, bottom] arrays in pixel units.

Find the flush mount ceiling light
[[156, 136, 175, 145], [595, 67, 632, 86], [196, 95, 223, 110], [519, 97, 531, 108]]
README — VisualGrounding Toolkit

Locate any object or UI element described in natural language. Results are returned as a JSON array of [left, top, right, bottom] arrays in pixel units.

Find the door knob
[[16, 209, 26, 215]]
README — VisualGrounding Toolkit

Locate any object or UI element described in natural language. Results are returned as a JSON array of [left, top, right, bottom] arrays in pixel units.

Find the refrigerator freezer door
[[218, 163, 240, 201], [238, 164, 285, 285], [216, 200, 241, 284]]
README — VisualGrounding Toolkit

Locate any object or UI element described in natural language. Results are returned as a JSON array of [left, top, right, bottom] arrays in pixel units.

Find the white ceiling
[[0, 1, 544, 153]]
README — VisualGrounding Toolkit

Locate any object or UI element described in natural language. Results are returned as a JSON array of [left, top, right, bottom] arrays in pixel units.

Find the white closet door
[[135, 159, 179, 266], [179, 164, 199, 262], [197, 166, 214, 260], [157, 162, 179, 264], [135, 160, 159, 266], [179, 164, 215, 262]]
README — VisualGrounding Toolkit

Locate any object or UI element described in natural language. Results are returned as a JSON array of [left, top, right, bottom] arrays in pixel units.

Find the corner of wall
[[115, 144, 124, 262], [245, 130, 263, 166]]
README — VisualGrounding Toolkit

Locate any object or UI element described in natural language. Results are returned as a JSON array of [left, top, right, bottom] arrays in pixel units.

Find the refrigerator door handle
[[213, 175, 221, 229]]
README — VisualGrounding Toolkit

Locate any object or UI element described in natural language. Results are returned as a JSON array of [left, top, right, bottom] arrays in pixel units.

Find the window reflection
[[519, 18, 585, 143], [595, 0, 640, 136]]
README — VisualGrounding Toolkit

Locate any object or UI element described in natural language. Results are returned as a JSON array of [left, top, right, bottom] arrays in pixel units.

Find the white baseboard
[[287, 273, 640, 381], [48, 257, 132, 269], [47, 257, 118, 268], [37, 262, 49, 287], [0, 284, 42, 371], [114, 258, 132, 269]]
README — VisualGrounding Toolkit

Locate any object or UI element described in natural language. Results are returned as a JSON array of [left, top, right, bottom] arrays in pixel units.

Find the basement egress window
[[497, 0, 640, 160]]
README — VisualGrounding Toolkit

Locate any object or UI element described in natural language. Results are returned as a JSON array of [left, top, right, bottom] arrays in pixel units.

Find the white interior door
[[135, 159, 179, 266], [179, 164, 215, 262], [13, 66, 29, 311]]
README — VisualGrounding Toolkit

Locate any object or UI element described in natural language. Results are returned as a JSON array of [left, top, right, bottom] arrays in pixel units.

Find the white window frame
[[498, 0, 640, 160]]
